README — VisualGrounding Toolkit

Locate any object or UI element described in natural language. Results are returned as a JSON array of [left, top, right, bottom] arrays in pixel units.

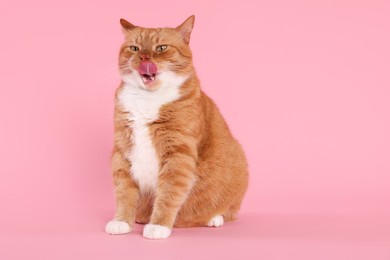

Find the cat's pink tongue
[[139, 61, 157, 76]]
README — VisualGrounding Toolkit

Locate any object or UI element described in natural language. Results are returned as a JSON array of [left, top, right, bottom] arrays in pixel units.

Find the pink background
[[0, 0, 389, 259]]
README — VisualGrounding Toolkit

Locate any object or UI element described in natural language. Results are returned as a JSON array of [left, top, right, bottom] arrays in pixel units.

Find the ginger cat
[[105, 15, 248, 239]]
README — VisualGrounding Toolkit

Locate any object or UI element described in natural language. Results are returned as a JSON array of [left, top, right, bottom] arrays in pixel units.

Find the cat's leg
[[105, 150, 140, 235], [135, 193, 154, 224], [143, 151, 196, 239]]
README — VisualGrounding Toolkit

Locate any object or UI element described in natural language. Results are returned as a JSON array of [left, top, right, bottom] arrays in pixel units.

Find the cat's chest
[[127, 119, 159, 192], [117, 84, 180, 192]]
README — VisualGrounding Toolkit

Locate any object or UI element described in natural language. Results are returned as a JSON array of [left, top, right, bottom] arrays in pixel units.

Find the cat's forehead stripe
[[150, 33, 159, 44], [136, 33, 142, 44], [133, 29, 164, 46]]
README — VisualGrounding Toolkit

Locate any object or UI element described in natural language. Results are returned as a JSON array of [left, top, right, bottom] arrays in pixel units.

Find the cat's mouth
[[140, 73, 156, 85], [139, 61, 158, 86]]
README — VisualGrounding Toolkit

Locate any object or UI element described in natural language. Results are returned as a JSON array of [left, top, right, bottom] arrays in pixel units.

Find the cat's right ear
[[175, 15, 195, 44], [120, 18, 136, 32]]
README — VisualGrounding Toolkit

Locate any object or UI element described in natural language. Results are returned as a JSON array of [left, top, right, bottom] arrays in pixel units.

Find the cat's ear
[[175, 15, 195, 44], [120, 18, 136, 32]]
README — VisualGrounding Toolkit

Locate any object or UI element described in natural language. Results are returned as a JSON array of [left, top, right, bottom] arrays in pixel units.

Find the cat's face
[[118, 16, 195, 91]]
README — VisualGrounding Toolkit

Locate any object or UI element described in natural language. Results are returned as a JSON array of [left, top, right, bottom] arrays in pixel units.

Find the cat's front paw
[[143, 224, 171, 239], [105, 220, 132, 235], [207, 215, 224, 227]]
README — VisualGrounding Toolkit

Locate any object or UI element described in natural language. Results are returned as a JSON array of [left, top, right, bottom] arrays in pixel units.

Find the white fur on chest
[[118, 71, 187, 192]]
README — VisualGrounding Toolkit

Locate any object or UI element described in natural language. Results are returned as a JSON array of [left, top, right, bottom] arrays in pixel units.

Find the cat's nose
[[139, 53, 150, 61]]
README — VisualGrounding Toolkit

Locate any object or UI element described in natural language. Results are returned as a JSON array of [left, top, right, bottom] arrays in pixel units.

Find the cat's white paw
[[207, 215, 224, 227], [143, 224, 171, 239], [105, 220, 132, 235]]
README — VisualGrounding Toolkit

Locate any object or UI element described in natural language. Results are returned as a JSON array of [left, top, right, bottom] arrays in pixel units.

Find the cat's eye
[[129, 46, 139, 52], [156, 45, 167, 52]]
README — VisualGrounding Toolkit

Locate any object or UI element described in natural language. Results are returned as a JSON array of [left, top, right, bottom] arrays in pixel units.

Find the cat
[[105, 15, 248, 239]]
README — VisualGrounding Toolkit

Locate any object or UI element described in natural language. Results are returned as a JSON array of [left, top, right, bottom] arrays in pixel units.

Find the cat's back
[[197, 91, 248, 173]]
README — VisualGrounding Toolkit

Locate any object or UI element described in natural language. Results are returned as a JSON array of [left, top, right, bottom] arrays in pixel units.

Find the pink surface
[[0, 0, 389, 259]]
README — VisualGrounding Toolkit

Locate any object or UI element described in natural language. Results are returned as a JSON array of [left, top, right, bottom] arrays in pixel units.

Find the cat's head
[[118, 16, 195, 91]]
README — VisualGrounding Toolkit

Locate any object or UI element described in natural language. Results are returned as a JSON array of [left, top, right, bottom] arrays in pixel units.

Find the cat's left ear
[[175, 15, 195, 44], [120, 18, 136, 32]]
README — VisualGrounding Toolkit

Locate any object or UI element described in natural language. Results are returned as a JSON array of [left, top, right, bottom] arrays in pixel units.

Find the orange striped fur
[[106, 16, 248, 239]]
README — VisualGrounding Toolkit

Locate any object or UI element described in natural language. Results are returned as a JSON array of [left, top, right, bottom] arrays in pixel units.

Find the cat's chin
[[142, 83, 159, 91]]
